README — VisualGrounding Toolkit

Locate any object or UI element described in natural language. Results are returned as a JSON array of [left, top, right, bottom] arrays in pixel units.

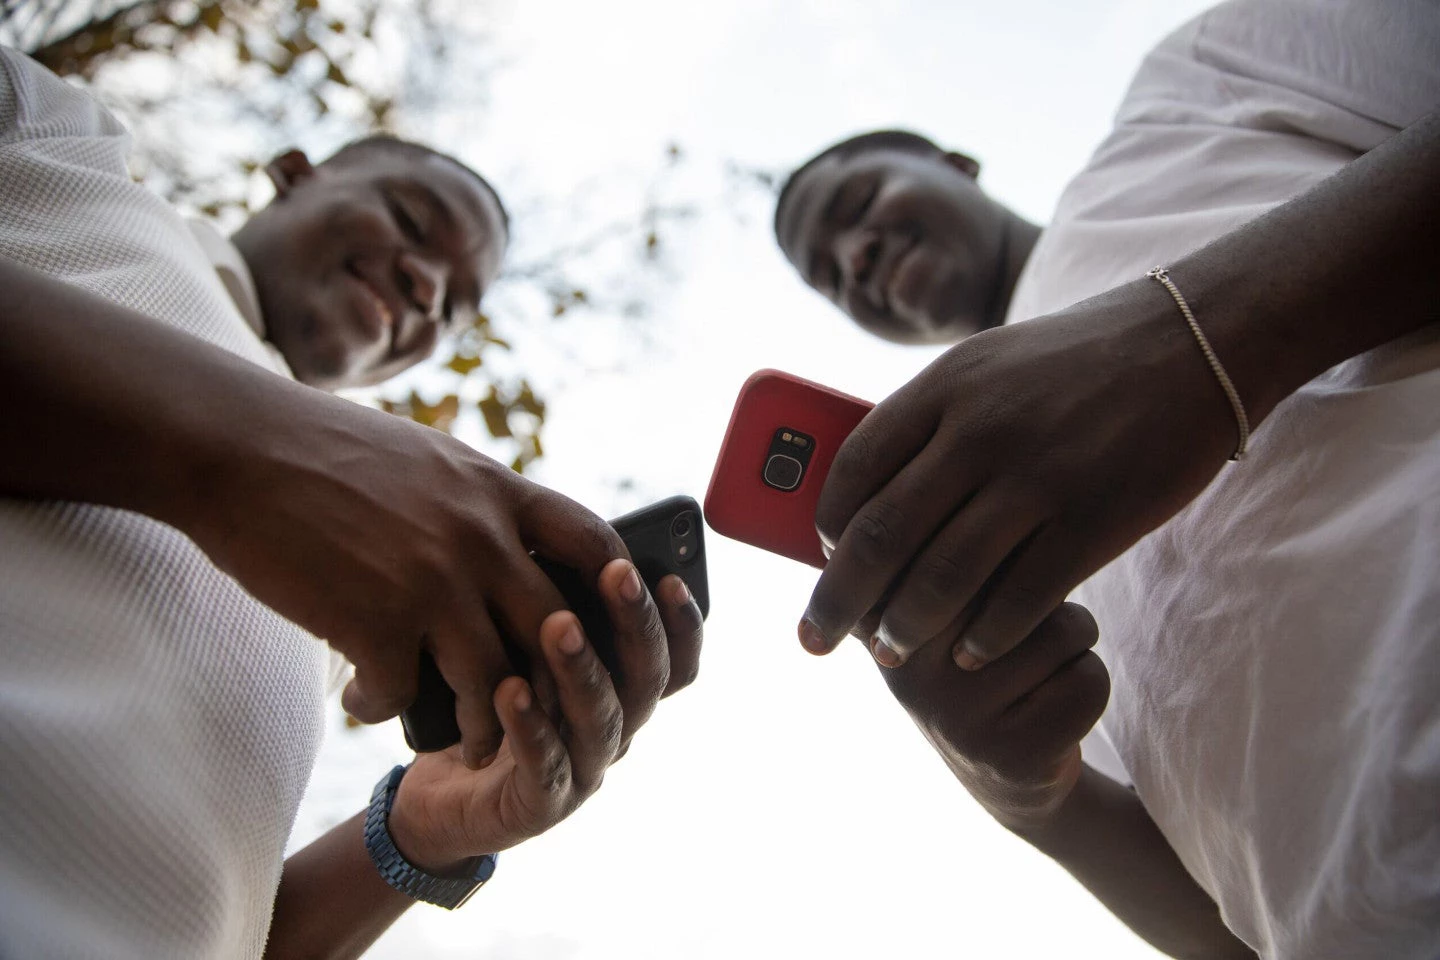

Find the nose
[[397, 250, 448, 321], [834, 228, 880, 288]]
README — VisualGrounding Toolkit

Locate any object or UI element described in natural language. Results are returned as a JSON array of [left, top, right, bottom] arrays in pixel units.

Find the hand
[[386, 558, 704, 869], [799, 279, 1239, 669], [181, 388, 639, 768], [879, 603, 1109, 831]]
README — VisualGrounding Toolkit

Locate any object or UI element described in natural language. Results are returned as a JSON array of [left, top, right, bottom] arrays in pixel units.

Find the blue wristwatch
[[364, 764, 497, 909]]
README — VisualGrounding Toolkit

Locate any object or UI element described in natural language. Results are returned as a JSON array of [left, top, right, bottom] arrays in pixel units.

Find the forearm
[[1171, 109, 1440, 425], [265, 812, 413, 960], [1012, 766, 1255, 960], [0, 256, 328, 530]]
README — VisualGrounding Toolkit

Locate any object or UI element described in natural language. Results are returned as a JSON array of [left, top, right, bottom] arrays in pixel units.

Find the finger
[[519, 488, 629, 586], [594, 559, 669, 742], [539, 611, 622, 795], [800, 442, 977, 656], [881, 602, 1093, 728], [484, 535, 573, 672], [873, 487, 1038, 667], [811, 379, 941, 553], [341, 640, 420, 724], [430, 609, 515, 769], [999, 651, 1111, 760], [945, 602, 1100, 715], [494, 675, 573, 830], [656, 575, 705, 698], [958, 525, 1090, 669]]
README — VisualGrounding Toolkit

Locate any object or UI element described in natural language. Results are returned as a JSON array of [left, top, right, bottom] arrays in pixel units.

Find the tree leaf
[[445, 353, 483, 375], [478, 393, 512, 438], [515, 383, 546, 420], [200, 3, 225, 33]]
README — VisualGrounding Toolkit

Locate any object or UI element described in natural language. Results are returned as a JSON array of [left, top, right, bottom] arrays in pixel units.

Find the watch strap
[[364, 764, 497, 909]]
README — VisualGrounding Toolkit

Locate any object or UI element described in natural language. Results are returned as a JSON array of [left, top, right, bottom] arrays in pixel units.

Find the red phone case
[[704, 369, 873, 568]]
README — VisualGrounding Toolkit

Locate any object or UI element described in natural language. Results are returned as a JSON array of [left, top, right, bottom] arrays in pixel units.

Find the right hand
[[179, 388, 633, 768], [877, 602, 1110, 831], [389, 558, 705, 869]]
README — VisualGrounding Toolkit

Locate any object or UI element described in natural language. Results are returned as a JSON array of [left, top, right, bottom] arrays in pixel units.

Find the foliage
[[1, 0, 693, 472]]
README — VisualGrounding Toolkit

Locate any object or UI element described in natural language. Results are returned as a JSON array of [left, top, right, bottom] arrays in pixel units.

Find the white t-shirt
[[1006, 3, 1440, 958], [0, 47, 330, 959]]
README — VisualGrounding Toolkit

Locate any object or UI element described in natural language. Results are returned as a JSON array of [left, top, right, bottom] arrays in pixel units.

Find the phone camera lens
[[671, 513, 693, 538], [763, 454, 804, 491]]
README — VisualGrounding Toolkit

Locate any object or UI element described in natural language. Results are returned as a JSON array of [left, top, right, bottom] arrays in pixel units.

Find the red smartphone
[[704, 369, 873, 568]]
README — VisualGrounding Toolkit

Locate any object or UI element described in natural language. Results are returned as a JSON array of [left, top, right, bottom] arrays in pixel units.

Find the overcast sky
[[291, 2, 1220, 957]]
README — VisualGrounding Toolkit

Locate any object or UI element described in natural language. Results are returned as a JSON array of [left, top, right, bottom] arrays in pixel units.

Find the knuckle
[[913, 548, 967, 599], [598, 704, 625, 749], [670, 660, 700, 694], [848, 499, 904, 563], [1052, 602, 1100, 648], [539, 750, 571, 796], [1067, 653, 1112, 720]]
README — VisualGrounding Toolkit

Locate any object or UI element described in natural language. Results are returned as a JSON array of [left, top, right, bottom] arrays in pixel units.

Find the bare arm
[[1014, 767, 1255, 960], [0, 256, 645, 763], [876, 605, 1253, 959]]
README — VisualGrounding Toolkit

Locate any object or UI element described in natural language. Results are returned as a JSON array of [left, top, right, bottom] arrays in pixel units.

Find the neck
[[984, 211, 1042, 329]]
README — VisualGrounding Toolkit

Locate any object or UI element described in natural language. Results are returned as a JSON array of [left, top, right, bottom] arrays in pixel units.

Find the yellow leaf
[[478, 394, 512, 439], [515, 384, 546, 420], [199, 4, 224, 32], [445, 353, 483, 375], [326, 60, 348, 86]]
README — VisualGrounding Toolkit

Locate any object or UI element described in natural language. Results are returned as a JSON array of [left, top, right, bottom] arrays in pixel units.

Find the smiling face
[[232, 141, 507, 391], [776, 140, 1013, 345]]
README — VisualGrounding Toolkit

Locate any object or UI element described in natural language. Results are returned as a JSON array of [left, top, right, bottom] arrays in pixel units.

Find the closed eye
[[384, 192, 425, 245]]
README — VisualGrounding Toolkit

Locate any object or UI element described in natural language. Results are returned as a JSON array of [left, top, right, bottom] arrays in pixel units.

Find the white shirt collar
[[186, 218, 266, 340]]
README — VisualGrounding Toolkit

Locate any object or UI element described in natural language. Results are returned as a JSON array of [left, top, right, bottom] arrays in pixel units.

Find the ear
[[942, 151, 982, 180], [264, 149, 316, 198]]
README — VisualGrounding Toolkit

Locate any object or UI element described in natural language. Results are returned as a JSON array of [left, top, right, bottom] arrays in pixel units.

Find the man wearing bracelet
[[774, 1, 1439, 957]]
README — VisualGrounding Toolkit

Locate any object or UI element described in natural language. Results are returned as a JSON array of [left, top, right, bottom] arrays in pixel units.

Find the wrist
[[959, 751, 1084, 837], [386, 769, 477, 878]]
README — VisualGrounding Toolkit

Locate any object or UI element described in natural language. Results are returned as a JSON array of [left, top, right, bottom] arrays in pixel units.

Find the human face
[[236, 148, 507, 391], [776, 148, 1009, 344]]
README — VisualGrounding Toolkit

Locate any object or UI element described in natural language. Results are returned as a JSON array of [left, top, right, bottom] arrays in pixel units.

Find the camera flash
[[678, 545, 689, 557], [781, 432, 793, 442]]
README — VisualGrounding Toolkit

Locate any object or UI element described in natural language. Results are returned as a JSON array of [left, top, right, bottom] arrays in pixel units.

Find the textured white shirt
[[1006, 3, 1440, 957], [0, 47, 329, 959]]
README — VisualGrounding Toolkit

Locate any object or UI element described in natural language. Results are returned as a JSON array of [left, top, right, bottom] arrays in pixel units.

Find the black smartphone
[[400, 494, 710, 752]]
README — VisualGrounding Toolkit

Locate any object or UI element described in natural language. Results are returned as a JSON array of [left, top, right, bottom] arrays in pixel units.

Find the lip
[[874, 234, 917, 316], [346, 265, 399, 354]]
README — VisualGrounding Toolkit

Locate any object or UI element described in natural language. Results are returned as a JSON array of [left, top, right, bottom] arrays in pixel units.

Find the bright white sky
[[291, 2, 1220, 957]]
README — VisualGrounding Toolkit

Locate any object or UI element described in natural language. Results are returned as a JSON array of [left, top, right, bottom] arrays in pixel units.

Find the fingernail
[[954, 640, 986, 671], [670, 578, 691, 605], [559, 622, 585, 656], [871, 636, 903, 668], [620, 564, 644, 603], [798, 619, 829, 654], [514, 686, 533, 712]]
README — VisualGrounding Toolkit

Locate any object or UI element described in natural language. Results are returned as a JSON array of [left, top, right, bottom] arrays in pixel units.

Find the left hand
[[386, 560, 703, 871]]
